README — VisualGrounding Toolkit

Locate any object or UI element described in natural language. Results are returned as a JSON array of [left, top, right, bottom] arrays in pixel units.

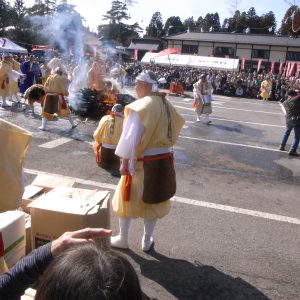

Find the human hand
[[120, 159, 129, 175], [51, 228, 112, 256]]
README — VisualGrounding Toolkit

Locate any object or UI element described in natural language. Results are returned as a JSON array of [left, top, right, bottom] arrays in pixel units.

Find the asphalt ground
[[1, 90, 300, 300]]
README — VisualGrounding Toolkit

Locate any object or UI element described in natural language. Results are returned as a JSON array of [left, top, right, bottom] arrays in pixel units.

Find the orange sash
[[96, 144, 101, 164]]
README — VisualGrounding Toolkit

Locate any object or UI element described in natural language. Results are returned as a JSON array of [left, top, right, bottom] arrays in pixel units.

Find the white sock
[[119, 217, 131, 240], [68, 114, 75, 126], [41, 117, 47, 129], [15, 94, 21, 102], [143, 219, 157, 239], [111, 217, 131, 248]]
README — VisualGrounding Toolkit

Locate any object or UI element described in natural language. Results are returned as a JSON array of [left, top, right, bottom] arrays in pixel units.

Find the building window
[[214, 47, 235, 58], [182, 44, 198, 54], [251, 49, 270, 59], [286, 51, 300, 61]]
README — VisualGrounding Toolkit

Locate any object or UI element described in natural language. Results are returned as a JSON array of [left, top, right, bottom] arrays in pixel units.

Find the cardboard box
[[31, 174, 75, 192], [25, 214, 32, 255], [28, 187, 110, 249], [21, 185, 45, 213], [0, 210, 26, 274]]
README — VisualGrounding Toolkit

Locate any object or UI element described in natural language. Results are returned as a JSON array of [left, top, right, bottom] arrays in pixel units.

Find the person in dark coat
[[279, 90, 300, 156], [19, 55, 42, 94]]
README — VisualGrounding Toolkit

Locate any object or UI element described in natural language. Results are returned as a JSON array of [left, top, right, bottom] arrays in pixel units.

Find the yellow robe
[[0, 119, 32, 212], [42, 73, 70, 119], [112, 93, 185, 220], [93, 114, 124, 153], [8, 59, 21, 94], [0, 61, 12, 97], [260, 80, 270, 99], [88, 61, 105, 91]]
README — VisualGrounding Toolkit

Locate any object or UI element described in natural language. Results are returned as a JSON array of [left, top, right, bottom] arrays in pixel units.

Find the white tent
[[141, 52, 239, 71], [0, 37, 28, 54]]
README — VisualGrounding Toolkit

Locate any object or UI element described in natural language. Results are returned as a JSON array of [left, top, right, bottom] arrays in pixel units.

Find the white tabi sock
[[39, 117, 47, 130], [2, 97, 7, 106], [111, 217, 131, 249], [68, 114, 75, 127], [142, 219, 157, 251]]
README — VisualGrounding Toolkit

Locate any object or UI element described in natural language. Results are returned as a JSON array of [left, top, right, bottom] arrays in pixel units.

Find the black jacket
[[283, 95, 300, 125], [0, 243, 53, 300]]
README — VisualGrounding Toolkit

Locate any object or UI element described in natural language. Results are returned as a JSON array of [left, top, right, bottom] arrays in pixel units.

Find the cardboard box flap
[[28, 188, 110, 215], [22, 185, 44, 200], [44, 187, 97, 200], [31, 174, 75, 190]]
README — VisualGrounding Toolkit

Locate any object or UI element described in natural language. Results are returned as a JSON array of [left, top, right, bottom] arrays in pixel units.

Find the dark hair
[[35, 243, 142, 300]]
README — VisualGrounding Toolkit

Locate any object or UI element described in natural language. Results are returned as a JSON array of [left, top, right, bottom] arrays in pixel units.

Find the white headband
[[136, 71, 157, 84]]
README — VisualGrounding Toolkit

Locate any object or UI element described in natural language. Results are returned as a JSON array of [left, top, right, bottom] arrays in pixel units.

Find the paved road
[[1, 91, 300, 300]]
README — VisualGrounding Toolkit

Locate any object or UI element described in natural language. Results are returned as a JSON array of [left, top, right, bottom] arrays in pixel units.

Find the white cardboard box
[[0, 210, 26, 273], [28, 187, 111, 249]]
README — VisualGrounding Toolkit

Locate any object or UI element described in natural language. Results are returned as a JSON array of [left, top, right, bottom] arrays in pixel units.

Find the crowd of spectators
[[6, 53, 300, 102], [124, 64, 300, 101]]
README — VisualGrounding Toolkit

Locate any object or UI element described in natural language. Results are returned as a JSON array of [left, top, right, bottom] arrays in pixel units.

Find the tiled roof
[[163, 32, 300, 47], [127, 40, 160, 50]]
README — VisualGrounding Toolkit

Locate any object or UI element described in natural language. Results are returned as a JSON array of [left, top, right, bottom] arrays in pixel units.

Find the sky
[[12, 0, 297, 32]]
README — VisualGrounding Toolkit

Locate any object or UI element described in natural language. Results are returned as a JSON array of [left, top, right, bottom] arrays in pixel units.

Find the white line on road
[[179, 135, 280, 152], [173, 196, 300, 225], [180, 112, 284, 128], [24, 167, 300, 226], [181, 114, 285, 128], [174, 104, 282, 115], [39, 137, 73, 149]]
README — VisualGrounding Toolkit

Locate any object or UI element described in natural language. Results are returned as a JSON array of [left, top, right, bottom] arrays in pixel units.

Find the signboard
[[141, 52, 239, 71]]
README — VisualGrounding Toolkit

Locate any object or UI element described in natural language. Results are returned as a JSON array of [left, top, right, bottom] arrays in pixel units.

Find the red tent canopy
[[156, 48, 181, 56]]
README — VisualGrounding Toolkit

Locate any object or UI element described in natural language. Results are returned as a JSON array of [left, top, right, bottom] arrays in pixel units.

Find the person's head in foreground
[[135, 70, 158, 98], [35, 242, 142, 300]]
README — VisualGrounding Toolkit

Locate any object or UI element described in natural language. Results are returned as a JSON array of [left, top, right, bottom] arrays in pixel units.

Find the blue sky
[[18, 0, 296, 32]]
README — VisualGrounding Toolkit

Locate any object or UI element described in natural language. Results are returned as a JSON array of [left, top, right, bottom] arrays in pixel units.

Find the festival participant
[[0, 53, 13, 107], [19, 55, 42, 95], [279, 90, 300, 156], [70, 58, 89, 93], [39, 67, 76, 131], [47, 57, 67, 75], [0, 228, 143, 300], [88, 55, 105, 91], [93, 104, 124, 172], [169, 78, 184, 96], [0, 119, 32, 212], [24, 84, 45, 114], [39, 59, 51, 84], [111, 70, 185, 251], [260, 77, 271, 101], [193, 73, 212, 124], [8, 54, 22, 103], [102, 81, 117, 105]]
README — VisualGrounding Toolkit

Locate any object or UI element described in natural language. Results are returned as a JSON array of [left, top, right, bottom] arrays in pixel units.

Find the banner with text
[[141, 53, 239, 71]]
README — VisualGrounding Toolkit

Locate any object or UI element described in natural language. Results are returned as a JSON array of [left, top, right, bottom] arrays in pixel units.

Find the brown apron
[[99, 146, 120, 170], [141, 153, 176, 204], [43, 94, 60, 114]]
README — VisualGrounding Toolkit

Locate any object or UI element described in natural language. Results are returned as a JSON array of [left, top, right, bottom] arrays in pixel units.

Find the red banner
[[241, 57, 246, 70], [270, 61, 275, 74], [296, 62, 300, 77], [279, 62, 284, 75], [288, 62, 296, 77], [134, 49, 138, 61], [286, 62, 291, 77], [257, 59, 263, 72]]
